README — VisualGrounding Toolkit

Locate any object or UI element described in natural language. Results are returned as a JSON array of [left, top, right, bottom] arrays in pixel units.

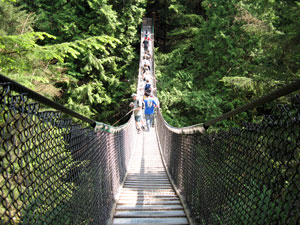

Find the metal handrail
[[203, 80, 300, 128], [0, 74, 96, 126], [157, 79, 300, 132], [0, 74, 135, 131]]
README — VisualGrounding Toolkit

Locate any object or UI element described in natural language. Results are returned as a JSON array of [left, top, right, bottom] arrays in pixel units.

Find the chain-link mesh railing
[[0, 81, 136, 224], [156, 96, 300, 224]]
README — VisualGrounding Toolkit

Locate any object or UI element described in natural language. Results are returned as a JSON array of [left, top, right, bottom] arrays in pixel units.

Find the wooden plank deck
[[112, 129, 189, 225]]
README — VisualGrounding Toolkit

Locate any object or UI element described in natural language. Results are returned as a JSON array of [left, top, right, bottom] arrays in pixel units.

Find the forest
[[0, 0, 299, 127]]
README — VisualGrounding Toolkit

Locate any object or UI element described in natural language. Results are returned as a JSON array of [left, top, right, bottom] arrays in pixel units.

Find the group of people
[[130, 93, 158, 133], [129, 28, 159, 133]]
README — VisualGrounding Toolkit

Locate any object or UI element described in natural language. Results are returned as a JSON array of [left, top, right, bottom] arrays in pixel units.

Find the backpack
[[137, 99, 145, 109], [143, 39, 149, 46], [145, 83, 151, 90]]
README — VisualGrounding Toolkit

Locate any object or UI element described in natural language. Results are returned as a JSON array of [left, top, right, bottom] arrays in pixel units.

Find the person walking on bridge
[[130, 94, 143, 133], [145, 50, 151, 60], [144, 91, 157, 132], [150, 93, 160, 109], [144, 29, 149, 38], [143, 37, 149, 52], [144, 80, 152, 92]]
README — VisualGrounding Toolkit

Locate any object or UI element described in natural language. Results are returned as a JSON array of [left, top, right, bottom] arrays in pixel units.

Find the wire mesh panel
[[156, 100, 300, 225], [0, 82, 136, 224]]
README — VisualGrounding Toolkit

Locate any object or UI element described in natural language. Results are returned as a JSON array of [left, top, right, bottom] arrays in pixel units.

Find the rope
[[112, 109, 133, 126]]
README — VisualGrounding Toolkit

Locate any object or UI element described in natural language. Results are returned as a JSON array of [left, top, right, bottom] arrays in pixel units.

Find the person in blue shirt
[[143, 91, 157, 132]]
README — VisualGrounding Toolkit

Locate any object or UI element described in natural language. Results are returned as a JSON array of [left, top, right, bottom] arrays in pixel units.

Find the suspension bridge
[[1, 18, 300, 225]]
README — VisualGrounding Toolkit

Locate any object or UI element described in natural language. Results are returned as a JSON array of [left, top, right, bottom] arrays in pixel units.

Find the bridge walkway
[[112, 128, 189, 225]]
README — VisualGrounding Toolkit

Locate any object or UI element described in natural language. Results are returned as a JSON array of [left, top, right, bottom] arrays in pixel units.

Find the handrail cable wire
[[158, 79, 300, 133], [0, 73, 96, 126]]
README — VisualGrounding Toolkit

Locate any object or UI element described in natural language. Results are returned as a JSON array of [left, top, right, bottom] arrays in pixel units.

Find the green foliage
[[0, 32, 55, 72], [0, 1, 66, 97], [154, 0, 300, 127], [0, 0, 147, 124], [0, 0, 34, 36]]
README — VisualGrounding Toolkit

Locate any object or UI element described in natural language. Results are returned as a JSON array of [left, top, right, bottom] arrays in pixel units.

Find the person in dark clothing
[[144, 80, 151, 92], [143, 38, 149, 51], [145, 51, 151, 60], [143, 62, 150, 71]]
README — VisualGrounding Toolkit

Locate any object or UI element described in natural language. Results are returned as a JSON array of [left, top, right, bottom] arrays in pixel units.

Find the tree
[[153, 0, 299, 127], [1, 0, 147, 124]]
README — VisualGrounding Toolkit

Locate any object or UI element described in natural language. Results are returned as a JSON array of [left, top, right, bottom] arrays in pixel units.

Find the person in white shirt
[[143, 72, 152, 82], [130, 94, 144, 132]]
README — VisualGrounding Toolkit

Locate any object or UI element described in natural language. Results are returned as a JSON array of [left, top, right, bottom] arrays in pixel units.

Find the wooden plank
[[122, 188, 174, 192], [125, 178, 169, 180], [129, 164, 164, 166], [119, 192, 177, 197], [123, 187, 173, 190], [123, 186, 173, 189], [128, 168, 165, 170], [124, 183, 172, 186], [119, 196, 178, 200], [125, 180, 170, 183], [125, 180, 170, 184], [120, 190, 175, 194], [114, 210, 186, 218], [126, 174, 168, 177], [117, 200, 181, 205], [113, 217, 189, 225], [126, 174, 168, 176], [116, 205, 183, 210], [118, 196, 180, 201], [126, 177, 169, 180], [124, 182, 171, 185], [128, 170, 165, 172], [126, 178, 169, 181], [129, 164, 164, 165], [128, 171, 166, 172], [118, 198, 180, 202], [124, 183, 170, 186], [126, 172, 168, 175], [120, 193, 178, 199]]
